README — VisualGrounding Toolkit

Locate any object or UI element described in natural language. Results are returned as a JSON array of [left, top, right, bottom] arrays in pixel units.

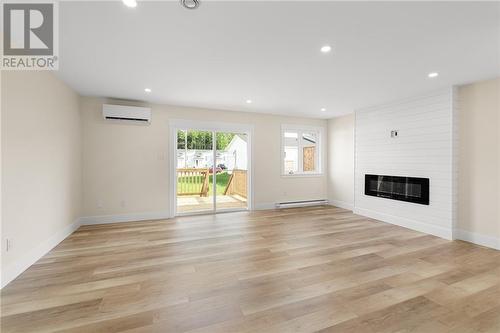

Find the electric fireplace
[[364, 174, 429, 205]]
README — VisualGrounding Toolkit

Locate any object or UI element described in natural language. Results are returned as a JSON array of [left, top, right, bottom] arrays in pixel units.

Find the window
[[281, 125, 323, 175]]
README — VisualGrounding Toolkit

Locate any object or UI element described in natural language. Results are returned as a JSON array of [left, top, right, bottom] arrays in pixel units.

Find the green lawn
[[177, 171, 230, 195]]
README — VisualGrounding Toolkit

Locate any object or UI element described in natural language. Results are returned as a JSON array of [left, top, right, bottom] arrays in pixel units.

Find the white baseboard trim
[[1, 219, 81, 289], [455, 229, 500, 250], [79, 211, 171, 225], [353, 207, 453, 240], [328, 199, 354, 211]]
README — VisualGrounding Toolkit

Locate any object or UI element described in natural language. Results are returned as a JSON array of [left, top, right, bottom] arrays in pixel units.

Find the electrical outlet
[[6, 238, 13, 252], [120, 200, 126, 208], [391, 130, 399, 138], [97, 200, 103, 209]]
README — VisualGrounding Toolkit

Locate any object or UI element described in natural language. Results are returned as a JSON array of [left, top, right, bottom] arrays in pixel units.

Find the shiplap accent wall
[[354, 88, 457, 239]]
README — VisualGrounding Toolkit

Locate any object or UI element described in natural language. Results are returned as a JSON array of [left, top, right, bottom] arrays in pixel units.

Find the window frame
[[281, 124, 324, 177]]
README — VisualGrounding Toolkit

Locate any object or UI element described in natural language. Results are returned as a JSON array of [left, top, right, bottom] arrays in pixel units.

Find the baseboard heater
[[275, 199, 328, 209]]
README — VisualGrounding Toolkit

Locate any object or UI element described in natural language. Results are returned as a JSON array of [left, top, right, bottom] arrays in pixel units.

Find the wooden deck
[[177, 194, 247, 213], [1, 206, 500, 332]]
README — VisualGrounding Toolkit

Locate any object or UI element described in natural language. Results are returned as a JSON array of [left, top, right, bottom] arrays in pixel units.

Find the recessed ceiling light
[[246, 99, 252, 104], [122, 0, 137, 8], [144, 88, 152, 93], [428, 72, 439, 78], [320, 108, 326, 112], [320, 45, 332, 53]]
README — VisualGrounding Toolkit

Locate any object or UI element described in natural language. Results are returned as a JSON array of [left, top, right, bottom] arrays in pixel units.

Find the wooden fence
[[177, 168, 209, 197], [224, 169, 247, 198]]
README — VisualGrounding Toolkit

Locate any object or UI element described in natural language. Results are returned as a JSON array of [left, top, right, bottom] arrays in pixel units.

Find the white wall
[[327, 114, 355, 210], [0, 71, 3, 288], [354, 89, 457, 239], [80, 97, 327, 222], [457, 78, 500, 249], [1, 71, 82, 287]]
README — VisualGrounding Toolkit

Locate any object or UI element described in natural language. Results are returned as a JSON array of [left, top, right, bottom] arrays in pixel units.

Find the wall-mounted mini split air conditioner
[[102, 104, 151, 123]]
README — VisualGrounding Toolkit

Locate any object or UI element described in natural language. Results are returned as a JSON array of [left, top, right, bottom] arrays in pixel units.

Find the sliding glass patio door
[[175, 129, 248, 215]]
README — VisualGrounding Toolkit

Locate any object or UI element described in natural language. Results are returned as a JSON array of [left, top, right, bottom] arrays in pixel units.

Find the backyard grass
[[177, 171, 230, 195]]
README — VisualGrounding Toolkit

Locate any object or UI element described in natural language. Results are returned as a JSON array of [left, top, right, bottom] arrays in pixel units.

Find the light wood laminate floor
[[1, 206, 500, 333]]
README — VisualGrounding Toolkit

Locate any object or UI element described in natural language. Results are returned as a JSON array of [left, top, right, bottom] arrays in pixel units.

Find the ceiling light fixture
[[246, 99, 252, 104], [181, 0, 200, 10], [428, 72, 439, 78], [144, 88, 152, 93], [320, 45, 332, 53], [321, 108, 326, 112], [122, 0, 137, 8]]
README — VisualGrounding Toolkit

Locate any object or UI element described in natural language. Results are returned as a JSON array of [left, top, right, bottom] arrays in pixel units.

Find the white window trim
[[281, 124, 325, 177]]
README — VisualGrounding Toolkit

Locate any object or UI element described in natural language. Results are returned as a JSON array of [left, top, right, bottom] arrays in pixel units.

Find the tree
[[177, 130, 186, 149], [216, 132, 235, 150], [177, 130, 234, 150]]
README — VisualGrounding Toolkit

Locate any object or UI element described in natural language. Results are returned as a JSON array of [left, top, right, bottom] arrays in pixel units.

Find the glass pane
[[301, 131, 317, 172], [284, 131, 299, 147], [176, 129, 214, 213], [303, 146, 316, 172], [177, 130, 186, 149], [215, 132, 248, 211], [284, 146, 298, 174], [301, 131, 317, 145]]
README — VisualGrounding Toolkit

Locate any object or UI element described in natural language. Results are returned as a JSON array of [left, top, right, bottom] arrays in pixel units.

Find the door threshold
[[175, 208, 248, 217]]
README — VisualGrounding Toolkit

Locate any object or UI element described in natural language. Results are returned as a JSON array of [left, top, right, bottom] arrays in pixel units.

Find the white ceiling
[[57, 1, 500, 118]]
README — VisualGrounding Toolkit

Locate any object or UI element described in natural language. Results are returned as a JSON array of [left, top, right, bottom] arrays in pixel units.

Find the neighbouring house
[[177, 134, 248, 170], [225, 134, 248, 170], [177, 150, 214, 168]]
